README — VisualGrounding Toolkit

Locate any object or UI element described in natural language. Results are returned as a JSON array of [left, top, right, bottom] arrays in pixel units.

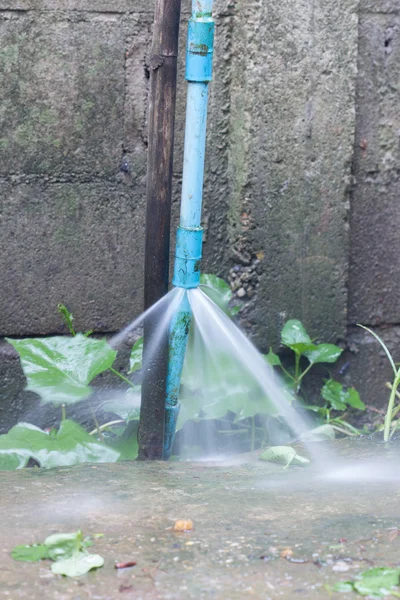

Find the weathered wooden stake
[[138, 0, 181, 459]]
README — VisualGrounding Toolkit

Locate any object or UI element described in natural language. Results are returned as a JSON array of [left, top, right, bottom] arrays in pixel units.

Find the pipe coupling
[[172, 226, 203, 289]]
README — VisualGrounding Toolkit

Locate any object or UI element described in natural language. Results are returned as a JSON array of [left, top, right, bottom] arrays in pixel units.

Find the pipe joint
[[186, 20, 214, 82], [172, 226, 203, 289]]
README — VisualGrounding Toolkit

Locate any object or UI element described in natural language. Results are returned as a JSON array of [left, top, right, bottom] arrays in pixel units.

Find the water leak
[[103, 286, 335, 466]]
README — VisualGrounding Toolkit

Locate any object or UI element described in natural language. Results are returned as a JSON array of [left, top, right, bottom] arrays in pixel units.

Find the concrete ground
[[1, 439, 400, 599]]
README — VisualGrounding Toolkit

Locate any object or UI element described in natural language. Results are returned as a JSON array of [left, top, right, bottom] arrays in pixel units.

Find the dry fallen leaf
[[173, 519, 194, 532], [115, 561, 137, 569], [280, 547, 294, 559]]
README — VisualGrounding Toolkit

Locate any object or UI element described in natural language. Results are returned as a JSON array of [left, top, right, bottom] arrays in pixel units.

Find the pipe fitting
[[186, 19, 214, 82], [172, 226, 203, 289]]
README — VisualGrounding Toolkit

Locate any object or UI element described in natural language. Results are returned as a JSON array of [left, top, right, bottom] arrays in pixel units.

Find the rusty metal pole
[[138, 0, 182, 459]]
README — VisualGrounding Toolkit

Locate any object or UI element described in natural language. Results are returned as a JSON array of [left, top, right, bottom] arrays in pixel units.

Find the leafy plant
[[334, 567, 400, 597], [266, 319, 363, 436], [3, 277, 365, 470], [0, 420, 120, 470], [358, 324, 400, 442], [12, 530, 104, 577], [259, 446, 310, 468], [6, 336, 117, 408], [3, 305, 139, 470]]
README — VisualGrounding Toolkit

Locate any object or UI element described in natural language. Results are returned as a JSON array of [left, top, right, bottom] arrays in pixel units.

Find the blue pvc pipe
[[180, 84, 209, 229], [163, 0, 214, 458]]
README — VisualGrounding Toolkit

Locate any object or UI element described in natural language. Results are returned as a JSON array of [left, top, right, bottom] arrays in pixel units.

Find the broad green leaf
[[333, 581, 354, 592], [321, 380, 347, 410], [300, 424, 336, 442], [106, 421, 139, 461], [259, 446, 310, 468], [44, 531, 83, 561], [0, 452, 27, 470], [128, 337, 143, 374], [0, 420, 120, 470], [346, 387, 365, 410], [288, 343, 316, 355], [7, 335, 117, 406], [304, 343, 342, 365], [102, 388, 141, 422], [11, 544, 50, 562], [264, 348, 282, 367], [51, 552, 104, 577], [200, 274, 237, 317], [322, 380, 365, 411], [353, 568, 400, 597], [281, 320, 311, 351]]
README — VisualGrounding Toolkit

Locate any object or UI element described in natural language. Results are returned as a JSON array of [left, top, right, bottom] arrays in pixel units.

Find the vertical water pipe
[[139, 0, 182, 460], [164, 0, 215, 458]]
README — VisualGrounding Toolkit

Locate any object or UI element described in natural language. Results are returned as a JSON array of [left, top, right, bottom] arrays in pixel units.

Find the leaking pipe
[[164, 0, 215, 458], [139, 0, 182, 460]]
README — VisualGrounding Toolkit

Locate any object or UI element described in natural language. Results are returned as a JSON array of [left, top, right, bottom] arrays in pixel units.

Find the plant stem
[[90, 406, 104, 442], [251, 416, 256, 452], [297, 362, 313, 385], [89, 419, 125, 436], [331, 425, 358, 437], [109, 367, 136, 388], [384, 372, 400, 442], [385, 382, 400, 419], [332, 418, 360, 436], [294, 352, 301, 390], [280, 366, 295, 382], [61, 404, 66, 421]]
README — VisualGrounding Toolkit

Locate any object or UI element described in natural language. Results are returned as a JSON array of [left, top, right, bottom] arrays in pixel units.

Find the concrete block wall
[[0, 0, 399, 429], [346, 0, 400, 407]]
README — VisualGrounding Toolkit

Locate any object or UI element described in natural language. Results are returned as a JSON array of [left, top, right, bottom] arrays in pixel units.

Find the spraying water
[[105, 286, 333, 464]]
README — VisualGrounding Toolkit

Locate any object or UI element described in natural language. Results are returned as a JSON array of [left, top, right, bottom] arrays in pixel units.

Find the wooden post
[[138, 0, 181, 459]]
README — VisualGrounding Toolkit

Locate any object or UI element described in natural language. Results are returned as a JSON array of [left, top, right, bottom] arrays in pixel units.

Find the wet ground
[[1, 438, 400, 599]]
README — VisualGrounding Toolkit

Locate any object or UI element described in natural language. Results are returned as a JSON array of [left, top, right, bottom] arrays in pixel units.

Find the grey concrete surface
[[348, 7, 400, 326], [1, 444, 400, 599]]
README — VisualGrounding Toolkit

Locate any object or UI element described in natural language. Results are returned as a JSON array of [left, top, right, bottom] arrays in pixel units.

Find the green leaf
[[128, 337, 143, 374], [259, 446, 310, 468], [300, 424, 336, 442], [322, 380, 365, 411], [333, 581, 354, 593], [11, 544, 50, 562], [44, 531, 83, 561], [281, 320, 312, 352], [304, 343, 343, 365], [345, 388, 365, 410], [0, 452, 28, 470], [107, 420, 139, 461], [7, 335, 117, 406], [353, 568, 400, 597], [0, 420, 120, 470], [51, 552, 104, 577], [264, 348, 282, 367], [200, 274, 237, 317]]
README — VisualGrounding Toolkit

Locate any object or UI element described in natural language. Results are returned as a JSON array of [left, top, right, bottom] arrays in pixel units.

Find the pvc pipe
[[164, 0, 215, 458]]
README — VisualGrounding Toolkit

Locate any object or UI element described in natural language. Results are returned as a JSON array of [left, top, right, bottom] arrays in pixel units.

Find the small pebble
[[332, 561, 350, 572]]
